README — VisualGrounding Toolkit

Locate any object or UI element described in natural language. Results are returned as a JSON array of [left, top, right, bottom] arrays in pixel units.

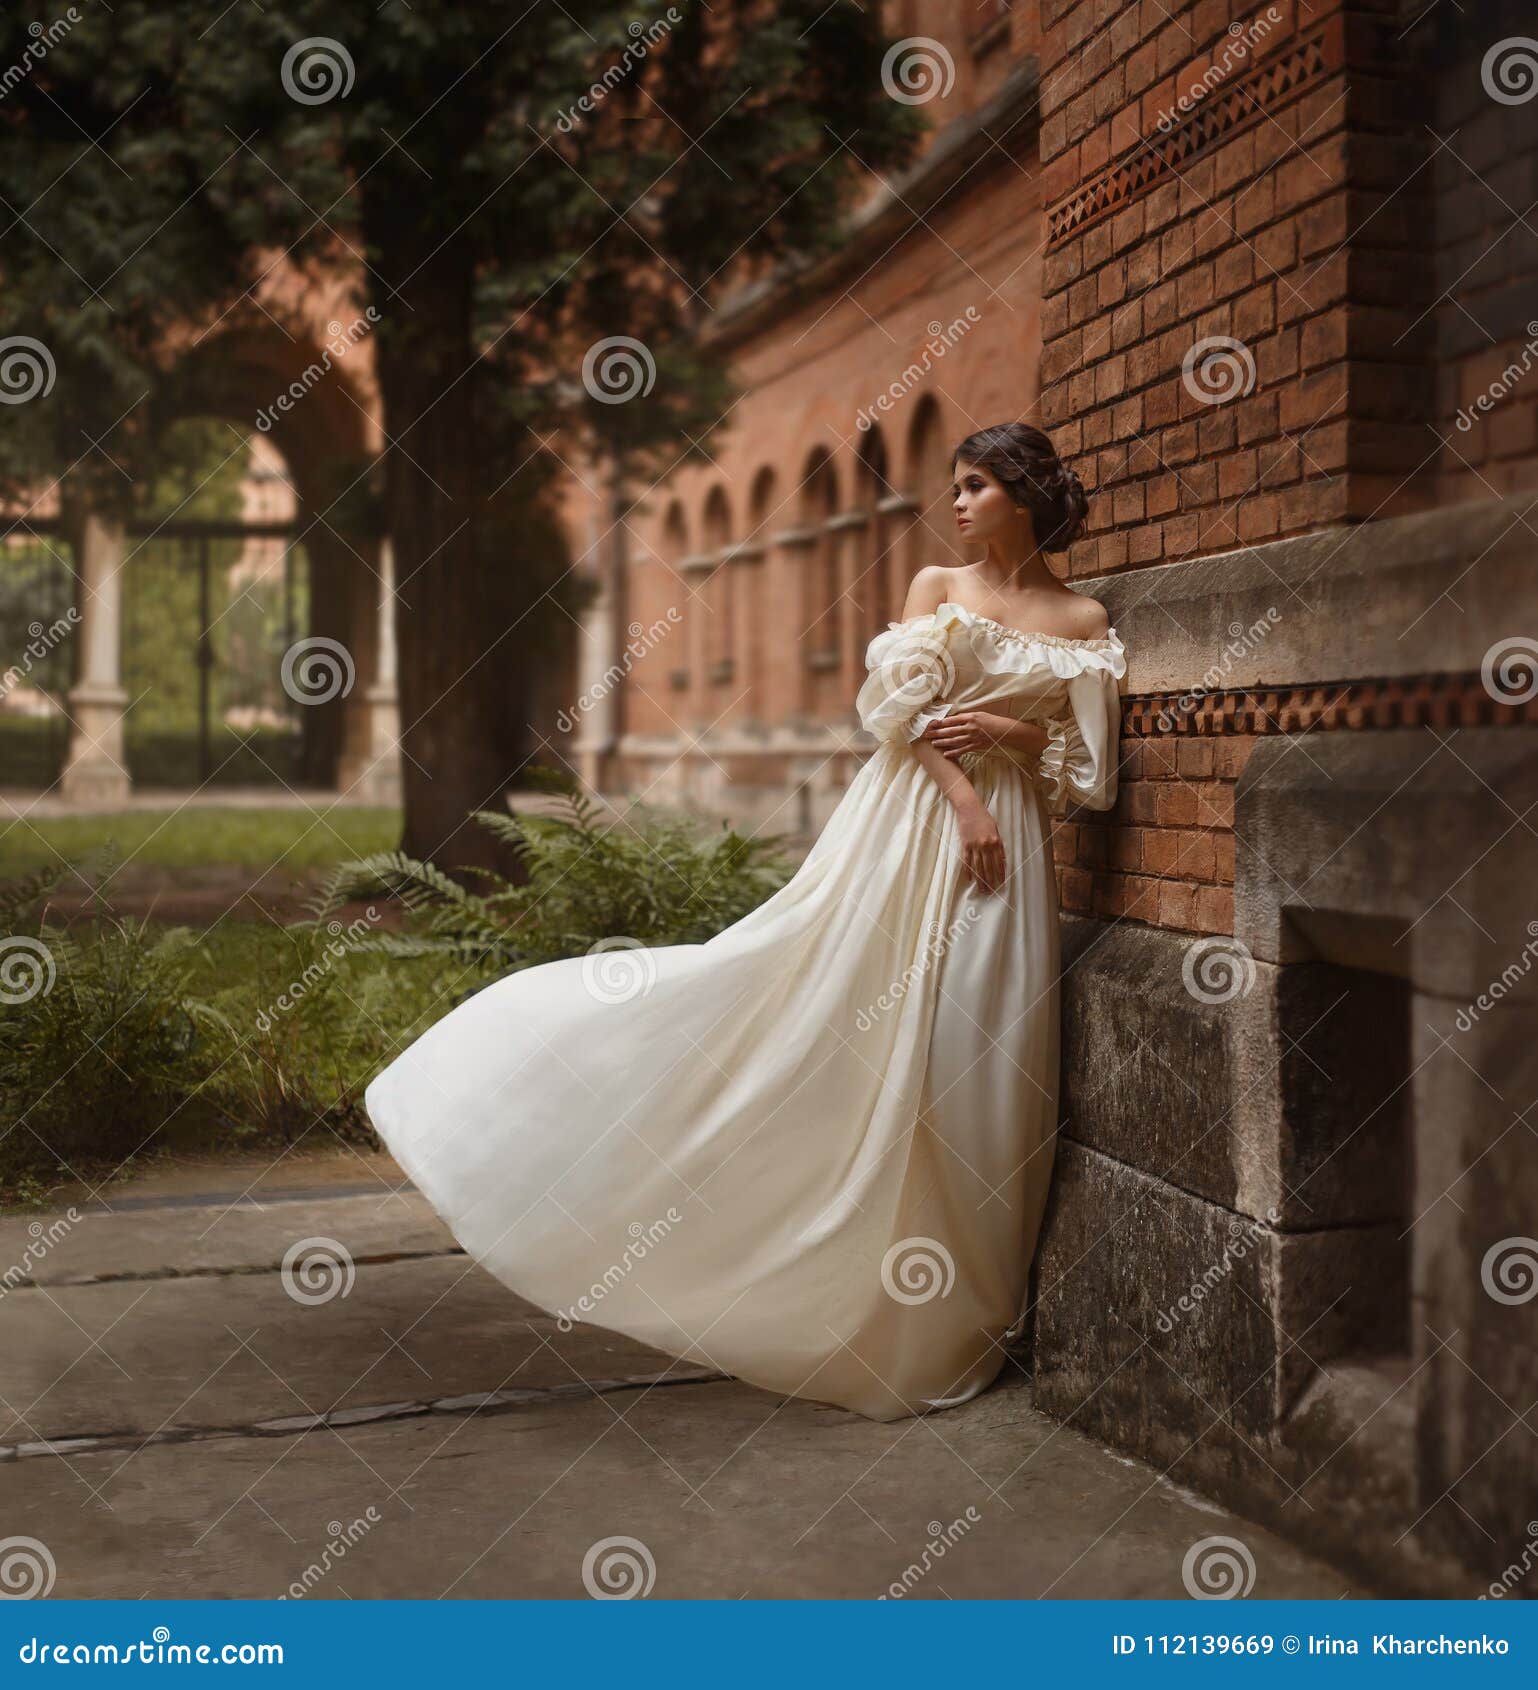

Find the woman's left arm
[[921, 711, 1048, 765]]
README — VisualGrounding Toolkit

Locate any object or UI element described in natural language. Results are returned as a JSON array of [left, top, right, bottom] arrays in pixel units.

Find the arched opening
[[906, 395, 959, 584], [701, 485, 734, 698], [857, 425, 897, 642], [797, 448, 840, 714], [740, 467, 778, 723]]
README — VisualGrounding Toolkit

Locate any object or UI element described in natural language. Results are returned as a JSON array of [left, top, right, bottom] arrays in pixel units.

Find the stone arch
[[905, 392, 959, 581], [856, 423, 898, 640]]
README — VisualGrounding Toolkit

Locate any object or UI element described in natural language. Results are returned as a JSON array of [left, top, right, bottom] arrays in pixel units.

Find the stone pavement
[[0, 1155, 1366, 1600]]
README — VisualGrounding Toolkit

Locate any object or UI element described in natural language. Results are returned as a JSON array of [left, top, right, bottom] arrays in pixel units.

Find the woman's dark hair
[[951, 423, 1089, 554]]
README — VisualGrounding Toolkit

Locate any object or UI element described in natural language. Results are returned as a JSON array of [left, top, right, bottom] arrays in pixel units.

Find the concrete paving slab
[[0, 1373, 1362, 1600], [0, 1187, 449, 1286], [0, 1174, 1366, 1601], [0, 1256, 688, 1444]]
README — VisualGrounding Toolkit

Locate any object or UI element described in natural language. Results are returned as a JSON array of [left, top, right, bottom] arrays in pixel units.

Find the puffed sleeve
[[855, 607, 962, 747], [1037, 664, 1122, 817]]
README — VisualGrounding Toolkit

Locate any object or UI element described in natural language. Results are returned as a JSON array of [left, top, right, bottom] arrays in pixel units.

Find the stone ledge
[[1081, 491, 1538, 693]]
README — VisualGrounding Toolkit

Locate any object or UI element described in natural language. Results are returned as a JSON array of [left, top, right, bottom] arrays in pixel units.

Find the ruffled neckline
[[938, 600, 1121, 651], [880, 600, 1127, 680]]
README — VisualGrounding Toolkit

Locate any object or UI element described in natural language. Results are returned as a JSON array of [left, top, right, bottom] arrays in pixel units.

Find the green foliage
[[189, 919, 458, 1146], [0, 1, 923, 497], [0, 777, 797, 1198], [0, 917, 210, 1179], [311, 765, 797, 973]]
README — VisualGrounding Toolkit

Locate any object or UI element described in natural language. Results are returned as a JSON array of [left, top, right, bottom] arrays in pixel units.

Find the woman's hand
[[956, 801, 1006, 894], [921, 710, 1019, 761]]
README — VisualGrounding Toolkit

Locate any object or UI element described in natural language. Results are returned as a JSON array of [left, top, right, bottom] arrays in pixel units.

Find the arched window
[[857, 425, 896, 641], [905, 395, 959, 591], [701, 486, 733, 691]]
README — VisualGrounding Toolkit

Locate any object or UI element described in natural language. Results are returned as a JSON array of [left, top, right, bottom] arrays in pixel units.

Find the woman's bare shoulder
[[898, 565, 960, 622], [1059, 591, 1111, 639]]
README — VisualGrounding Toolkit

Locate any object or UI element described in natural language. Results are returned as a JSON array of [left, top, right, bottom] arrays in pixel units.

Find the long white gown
[[364, 601, 1126, 1421]]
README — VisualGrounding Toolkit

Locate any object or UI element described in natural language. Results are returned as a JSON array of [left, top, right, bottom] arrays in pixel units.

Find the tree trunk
[[371, 245, 527, 882]]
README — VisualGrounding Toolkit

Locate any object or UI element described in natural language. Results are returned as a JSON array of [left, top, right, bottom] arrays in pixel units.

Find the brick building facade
[[559, 0, 1538, 1593]]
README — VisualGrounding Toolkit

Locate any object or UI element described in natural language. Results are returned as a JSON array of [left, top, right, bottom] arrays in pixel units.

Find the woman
[[364, 422, 1125, 1422]]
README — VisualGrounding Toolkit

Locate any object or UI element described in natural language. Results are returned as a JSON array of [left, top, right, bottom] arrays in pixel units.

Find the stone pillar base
[[59, 683, 131, 805], [336, 683, 402, 805]]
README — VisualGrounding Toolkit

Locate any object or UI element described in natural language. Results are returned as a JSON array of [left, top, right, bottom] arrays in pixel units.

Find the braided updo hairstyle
[[952, 423, 1089, 554]]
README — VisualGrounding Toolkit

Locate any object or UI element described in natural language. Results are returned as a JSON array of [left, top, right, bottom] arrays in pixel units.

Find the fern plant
[[308, 765, 797, 977], [0, 916, 211, 1180]]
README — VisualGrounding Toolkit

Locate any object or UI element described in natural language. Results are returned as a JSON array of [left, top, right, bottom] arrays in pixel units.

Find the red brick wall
[[1038, 0, 1361, 580]]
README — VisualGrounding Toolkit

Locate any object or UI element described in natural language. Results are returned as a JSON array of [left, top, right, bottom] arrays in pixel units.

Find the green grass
[[0, 803, 403, 877]]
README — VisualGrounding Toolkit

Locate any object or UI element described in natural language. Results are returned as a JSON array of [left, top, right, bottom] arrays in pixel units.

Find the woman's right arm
[[891, 571, 1005, 894], [910, 737, 1006, 893]]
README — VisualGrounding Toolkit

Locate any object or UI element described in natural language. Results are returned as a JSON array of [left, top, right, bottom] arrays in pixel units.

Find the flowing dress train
[[364, 601, 1125, 1420]]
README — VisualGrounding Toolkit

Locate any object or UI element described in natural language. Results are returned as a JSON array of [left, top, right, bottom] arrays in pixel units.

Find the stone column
[[60, 511, 131, 805], [877, 491, 920, 625], [767, 527, 819, 725], [723, 539, 766, 727], [677, 552, 716, 732], [338, 538, 402, 805], [572, 553, 618, 794], [826, 508, 870, 718]]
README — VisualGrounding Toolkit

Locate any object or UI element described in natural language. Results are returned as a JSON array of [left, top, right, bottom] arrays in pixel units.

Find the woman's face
[[950, 458, 1022, 547]]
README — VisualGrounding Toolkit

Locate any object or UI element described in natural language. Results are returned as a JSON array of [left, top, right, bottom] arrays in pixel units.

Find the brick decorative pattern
[[1121, 667, 1538, 735], [1036, 0, 1357, 580], [1060, 664, 1534, 931], [1046, 26, 1331, 248]]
